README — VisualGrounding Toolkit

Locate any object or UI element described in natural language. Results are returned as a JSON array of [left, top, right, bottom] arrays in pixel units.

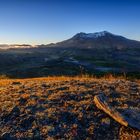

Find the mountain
[[0, 31, 140, 78], [52, 31, 140, 49]]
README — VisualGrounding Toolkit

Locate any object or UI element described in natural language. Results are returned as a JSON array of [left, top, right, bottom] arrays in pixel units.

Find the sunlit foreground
[[0, 76, 140, 139]]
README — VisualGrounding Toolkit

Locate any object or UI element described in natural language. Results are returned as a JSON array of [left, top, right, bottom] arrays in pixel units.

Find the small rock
[[42, 83, 49, 88], [12, 81, 21, 85], [101, 118, 111, 126], [56, 87, 69, 90], [18, 90, 25, 94]]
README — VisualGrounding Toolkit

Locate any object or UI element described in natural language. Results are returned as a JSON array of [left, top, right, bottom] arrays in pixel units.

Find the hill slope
[[0, 77, 140, 139]]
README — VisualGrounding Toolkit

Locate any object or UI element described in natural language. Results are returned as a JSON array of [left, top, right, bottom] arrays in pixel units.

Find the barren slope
[[0, 77, 140, 139]]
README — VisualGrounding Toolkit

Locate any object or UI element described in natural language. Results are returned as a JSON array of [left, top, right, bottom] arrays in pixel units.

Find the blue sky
[[0, 0, 140, 45]]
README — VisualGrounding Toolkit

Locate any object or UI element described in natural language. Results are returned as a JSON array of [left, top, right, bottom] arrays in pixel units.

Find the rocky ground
[[0, 76, 140, 140]]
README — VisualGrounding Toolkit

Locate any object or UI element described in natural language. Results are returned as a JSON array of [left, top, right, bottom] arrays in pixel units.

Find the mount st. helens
[[0, 31, 140, 78]]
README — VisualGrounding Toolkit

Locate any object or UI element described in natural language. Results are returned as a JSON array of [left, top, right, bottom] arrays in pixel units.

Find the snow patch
[[75, 31, 111, 39]]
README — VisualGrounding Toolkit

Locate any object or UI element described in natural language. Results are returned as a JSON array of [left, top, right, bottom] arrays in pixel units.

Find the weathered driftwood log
[[94, 94, 140, 130]]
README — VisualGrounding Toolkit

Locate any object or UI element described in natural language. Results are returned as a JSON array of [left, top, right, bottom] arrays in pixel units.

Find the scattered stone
[[101, 117, 111, 126], [56, 86, 69, 90], [41, 83, 49, 88], [18, 90, 25, 94], [12, 81, 21, 85]]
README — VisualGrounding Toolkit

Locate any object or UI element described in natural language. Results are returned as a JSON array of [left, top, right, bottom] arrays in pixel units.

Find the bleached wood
[[94, 94, 140, 130]]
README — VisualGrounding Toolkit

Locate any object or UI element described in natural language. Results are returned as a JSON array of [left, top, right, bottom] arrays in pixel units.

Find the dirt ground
[[0, 77, 140, 139]]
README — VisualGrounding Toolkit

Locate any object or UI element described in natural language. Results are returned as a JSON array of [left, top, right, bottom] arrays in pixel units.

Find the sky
[[0, 0, 140, 45]]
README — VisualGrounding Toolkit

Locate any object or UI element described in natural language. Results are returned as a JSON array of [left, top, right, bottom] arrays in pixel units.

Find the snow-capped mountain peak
[[73, 31, 112, 39]]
